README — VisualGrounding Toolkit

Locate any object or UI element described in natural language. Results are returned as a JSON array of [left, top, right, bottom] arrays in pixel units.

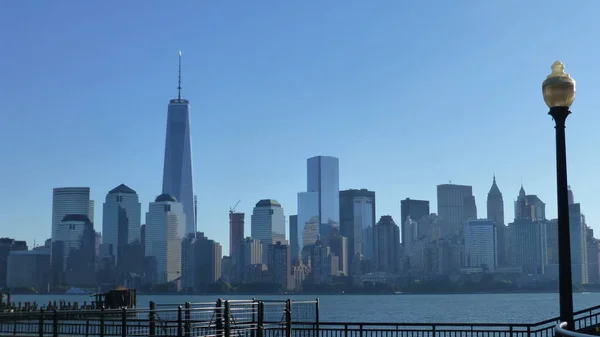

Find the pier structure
[[0, 298, 598, 337]]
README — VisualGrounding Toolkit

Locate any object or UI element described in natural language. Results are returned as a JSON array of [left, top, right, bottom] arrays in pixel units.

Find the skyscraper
[[374, 215, 400, 274], [51, 188, 94, 253], [161, 52, 195, 235], [250, 199, 286, 246], [102, 184, 141, 263], [229, 212, 245, 258], [437, 184, 475, 236], [400, 198, 429, 243], [297, 156, 340, 254], [486, 176, 506, 266], [339, 189, 376, 265], [486, 176, 504, 226], [463, 219, 497, 271], [145, 194, 186, 284], [289, 215, 298, 262]]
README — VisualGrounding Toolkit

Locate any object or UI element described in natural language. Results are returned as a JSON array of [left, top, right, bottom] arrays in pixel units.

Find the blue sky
[[2, 1, 600, 254]]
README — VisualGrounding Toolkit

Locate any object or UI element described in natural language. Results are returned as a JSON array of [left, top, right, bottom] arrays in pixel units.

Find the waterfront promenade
[[0, 298, 599, 337]]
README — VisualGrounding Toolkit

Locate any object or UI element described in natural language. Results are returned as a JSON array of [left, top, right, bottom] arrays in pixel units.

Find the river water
[[9, 292, 600, 324]]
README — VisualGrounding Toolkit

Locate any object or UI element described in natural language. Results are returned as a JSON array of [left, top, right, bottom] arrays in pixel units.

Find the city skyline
[[4, 1, 600, 255]]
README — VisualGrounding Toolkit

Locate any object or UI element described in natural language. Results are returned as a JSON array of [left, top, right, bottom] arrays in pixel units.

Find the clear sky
[[2, 1, 600, 254]]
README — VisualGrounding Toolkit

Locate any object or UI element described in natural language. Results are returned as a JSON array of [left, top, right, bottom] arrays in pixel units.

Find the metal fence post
[[315, 298, 320, 337], [121, 307, 127, 337], [149, 301, 156, 337], [224, 301, 231, 337], [39, 308, 44, 337], [432, 325, 436, 337], [251, 300, 257, 337], [99, 306, 105, 337], [185, 302, 191, 337], [52, 310, 58, 337], [216, 299, 223, 337], [285, 299, 292, 337], [257, 301, 264, 337], [177, 306, 183, 337]]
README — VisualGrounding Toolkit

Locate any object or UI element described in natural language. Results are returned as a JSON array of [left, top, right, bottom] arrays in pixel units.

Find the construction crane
[[229, 200, 241, 214]]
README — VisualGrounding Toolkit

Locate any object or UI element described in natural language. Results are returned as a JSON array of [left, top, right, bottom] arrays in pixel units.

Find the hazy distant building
[[51, 187, 94, 253], [310, 241, 332, 284], [297, 156, 340, 255], [194, 232, 222, 289], [400, 198, 429, 242], [463, 219, 497, 270], [289, 215, 298, 263], [486, 176, 506, 266], [339, 189, 376, 269], [437, 184, 474, 235], [237, 238, 263, 282], [7, 249, 50, 291], [251, 199, 286, 246], [145, 194, 186, 284], [570, 203, 588, 284], [59, 215, 96, 286], [161, 55, 195, 235], [514, 186, 546, 221], [102, 184, 141, 264], [374, 216, 400, 274], [229, 212, 244, 258], [0, 239, 28, 287], [266, 242, 291, 289]]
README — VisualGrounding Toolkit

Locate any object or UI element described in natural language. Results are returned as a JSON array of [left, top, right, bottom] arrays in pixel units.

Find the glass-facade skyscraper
[[161, 54, 195, 235], [297, 156, 340, 256]]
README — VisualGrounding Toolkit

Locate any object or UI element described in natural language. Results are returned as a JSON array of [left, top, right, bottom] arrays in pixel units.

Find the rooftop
[[155, 194, 177, 203], [108, 184, 136, 195], [255, 199, 281, 208]]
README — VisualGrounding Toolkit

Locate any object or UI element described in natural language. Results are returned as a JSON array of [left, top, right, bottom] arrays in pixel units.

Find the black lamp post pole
[[549, 106, 574, 329]]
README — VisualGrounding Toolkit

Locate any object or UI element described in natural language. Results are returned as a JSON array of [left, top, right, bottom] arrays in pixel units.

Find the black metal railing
[[1, 299, 600, 337]]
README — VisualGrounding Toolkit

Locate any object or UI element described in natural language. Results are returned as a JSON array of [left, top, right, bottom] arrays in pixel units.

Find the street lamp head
[[542, 61, 576, 108]]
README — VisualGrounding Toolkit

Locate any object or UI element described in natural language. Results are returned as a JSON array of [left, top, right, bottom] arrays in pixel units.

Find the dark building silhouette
[[0, 238, 28, 287], [289, 215, 298, 264], [400, 198, 430, 243], [64, 215, 96, 287], [229, 212, 244, 259], [487, 176, 506, 265], [266, 241, 291, 289], [374, 215, 400, 274], [181, 232, 222, 292], [339, 189, 376, 271]]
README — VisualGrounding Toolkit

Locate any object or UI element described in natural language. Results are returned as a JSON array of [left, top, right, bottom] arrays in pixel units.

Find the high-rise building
[[0, 239, 27, 287], [236, 237, 263, 282], [145, 194, 186, 284], [374, 215, 400, 274], [266, 241, 291, 289], [250, 199, 286, 246], [339, 189, 376, 268], [400, 198, 429, 244], [463, 219, 497, 270], [102, 184, 141, 263], [486, 176, 504, 225], [436, 184, 475, 235], [161, 53, 195, 235], [297, 156, 340, 254], [289, 215, 298, 263], [229, 212, 245, 258], [486, 176, 506, 265], [181, 232, 222, 291], [570, 203, 588, 284], [514, 186, 546, 222], [51, 188, 94, 247]]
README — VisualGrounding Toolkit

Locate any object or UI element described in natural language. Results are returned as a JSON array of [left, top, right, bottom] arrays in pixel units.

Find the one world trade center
[[162, 52, 196, 235]]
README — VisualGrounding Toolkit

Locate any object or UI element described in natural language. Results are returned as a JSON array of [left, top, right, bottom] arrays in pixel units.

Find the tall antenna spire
[[178, 51, 182, 101]]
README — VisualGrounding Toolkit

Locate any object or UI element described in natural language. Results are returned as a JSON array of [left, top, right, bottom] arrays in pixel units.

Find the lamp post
[[542, 61, 575, 329]]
